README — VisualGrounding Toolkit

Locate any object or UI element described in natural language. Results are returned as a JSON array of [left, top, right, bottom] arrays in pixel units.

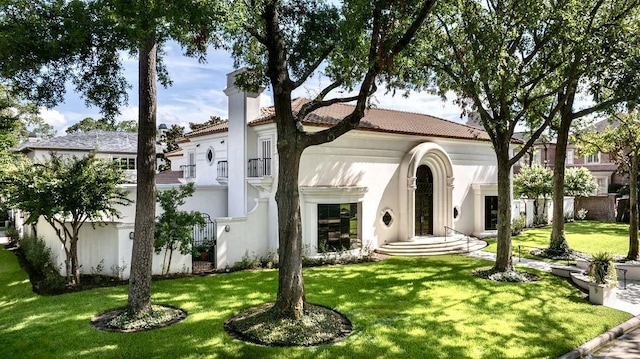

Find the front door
[[415, 165, 434, 236]]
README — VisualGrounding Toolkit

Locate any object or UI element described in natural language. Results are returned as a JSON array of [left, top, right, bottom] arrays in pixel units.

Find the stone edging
[[557, 315, 640, 359]]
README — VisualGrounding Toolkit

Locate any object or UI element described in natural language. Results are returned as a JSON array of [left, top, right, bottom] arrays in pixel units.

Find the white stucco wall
[[297, 129, 500, 252]]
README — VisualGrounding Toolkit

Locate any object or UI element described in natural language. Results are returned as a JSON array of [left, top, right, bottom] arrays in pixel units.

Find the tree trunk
[[629, 153, 639, 259], [549, 115, 572, 253], [127, 33, 157, 315], [273, 127, 306, 319], [493, 151, 514, 272], [70, 232, 80, 285]]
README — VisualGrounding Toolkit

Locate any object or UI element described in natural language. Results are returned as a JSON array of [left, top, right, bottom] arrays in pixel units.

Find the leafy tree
[[564, 167, 597, 197], [189, 115, 224, 131], [158, 124, 185, 171], [0, 84, 54, 171], [6, 152, 132, 285], [514, 163, 553, 224], [545, 0, 640, 254], [409, 0, 575, 272], [65, 117, 138, 133], [154, 182, 204, 275], [0, 0, 223, 316], [577, 111, 640, 259], [228, 0, 435, 319]]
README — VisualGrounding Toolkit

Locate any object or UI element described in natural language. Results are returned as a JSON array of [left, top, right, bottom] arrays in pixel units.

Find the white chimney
[[224, 68, 264, 217]]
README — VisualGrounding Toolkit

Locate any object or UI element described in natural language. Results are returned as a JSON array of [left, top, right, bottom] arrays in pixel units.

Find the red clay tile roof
[[181, 98, 499, 143], [251, 98, 492, 142], [164, 149, 184, 158], [177, 121, 229, 143]]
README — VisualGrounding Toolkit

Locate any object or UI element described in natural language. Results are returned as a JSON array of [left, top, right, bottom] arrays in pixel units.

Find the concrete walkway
[[0, 231, 8, 245], [466, 250, 640, 358]]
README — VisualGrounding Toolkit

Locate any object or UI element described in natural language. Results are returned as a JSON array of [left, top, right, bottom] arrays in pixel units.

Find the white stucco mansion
[[162, 70, 508, 269], [15, 70, 516, 278]]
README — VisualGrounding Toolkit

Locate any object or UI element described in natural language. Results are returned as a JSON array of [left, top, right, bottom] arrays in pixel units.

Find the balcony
[[180, 164, 196, 179], [217, 161, 228, 183], [247, 158, 271, 177]]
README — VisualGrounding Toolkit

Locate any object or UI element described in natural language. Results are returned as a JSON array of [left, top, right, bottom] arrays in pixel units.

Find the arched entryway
[[415, 165, 433, 235], [398, 142, 454, 240]]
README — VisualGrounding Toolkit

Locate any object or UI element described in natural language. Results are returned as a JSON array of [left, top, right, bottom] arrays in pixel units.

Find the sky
[[39, 42, 466, 135]]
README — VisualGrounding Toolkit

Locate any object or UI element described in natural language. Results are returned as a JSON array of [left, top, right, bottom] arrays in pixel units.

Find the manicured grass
[[0, 247, 631, 358], [485, 221, 632, 259]]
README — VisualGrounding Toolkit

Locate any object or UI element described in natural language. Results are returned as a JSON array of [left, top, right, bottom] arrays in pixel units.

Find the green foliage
[[65, 117, 137, 133], [588, 252, 617, 287], [19, 235, 66, 291], [514, 163, 553, 200], [154, 182, 205, 275], [0, 248, 632, 358], [564, 167, 597, 197], [5, 152, 132, 284], [6, 226, 19, 246], [511, 215, 526, 236]]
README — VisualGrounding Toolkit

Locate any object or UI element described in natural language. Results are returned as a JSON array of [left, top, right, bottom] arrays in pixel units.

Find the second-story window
[[585, 152, 600, 164], [260, 138, 272, 176], [206, 147, 215, 165]]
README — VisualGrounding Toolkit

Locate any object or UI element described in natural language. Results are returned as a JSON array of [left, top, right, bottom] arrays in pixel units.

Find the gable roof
[[181, 98, 500, 143], [14, 130, 162, 154]]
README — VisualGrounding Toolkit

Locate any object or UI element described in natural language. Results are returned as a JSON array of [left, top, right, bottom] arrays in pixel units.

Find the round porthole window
[[381, 210, 394, 227], [453, 206, 460, 220], [206, 147, 214, 165]]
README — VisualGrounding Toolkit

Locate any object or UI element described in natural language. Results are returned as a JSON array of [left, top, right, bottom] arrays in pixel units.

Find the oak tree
[[227, 0, 435, 319]]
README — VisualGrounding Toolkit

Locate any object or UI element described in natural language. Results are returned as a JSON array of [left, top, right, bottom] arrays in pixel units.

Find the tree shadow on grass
[[0, 252, 632, 359]]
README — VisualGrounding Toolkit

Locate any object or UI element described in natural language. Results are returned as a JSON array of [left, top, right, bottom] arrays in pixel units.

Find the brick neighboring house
[[511, 119, 626, 221]]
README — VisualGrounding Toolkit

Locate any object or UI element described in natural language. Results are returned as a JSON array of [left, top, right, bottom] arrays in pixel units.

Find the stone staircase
[[375, 234, 487, 256], [551, 259, 591, 290]]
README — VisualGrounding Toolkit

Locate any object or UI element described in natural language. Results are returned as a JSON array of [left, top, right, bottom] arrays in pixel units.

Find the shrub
[[588, 252, 617, 287], [511, 215, 526, 236], [19, 235, 66, 291], [576, 208, 588, 220], [6, 226, 19, 246]]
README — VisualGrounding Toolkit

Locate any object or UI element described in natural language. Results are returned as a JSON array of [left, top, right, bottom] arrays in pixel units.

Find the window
[[594, 177, 608, 195], [113, 156, 136, 170], [317, 203, 359, 252], [206, 147, 214, 165], [565, 149, 574, 165], [586, 152, 600, 164], [484, 196, 498, 230], [260, 138, 272, 176], [182, 151, 196, 178]]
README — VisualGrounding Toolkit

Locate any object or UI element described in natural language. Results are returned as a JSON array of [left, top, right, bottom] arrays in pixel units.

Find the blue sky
[[40, 42, 466, 135]]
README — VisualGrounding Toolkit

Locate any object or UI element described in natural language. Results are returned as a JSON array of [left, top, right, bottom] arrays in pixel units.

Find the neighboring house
[[13, 69, 519, 278], [511, 119, 626, 221]]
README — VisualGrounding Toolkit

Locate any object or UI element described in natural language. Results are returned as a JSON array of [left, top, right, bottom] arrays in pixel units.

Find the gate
[[192, 213, 216, 273]]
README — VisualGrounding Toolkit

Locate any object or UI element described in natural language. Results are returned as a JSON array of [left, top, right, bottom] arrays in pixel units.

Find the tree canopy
[[66, 117, 138, 133], [226, 0, 436, 321], [6, 152, 132, 285], [0, 0, 225, 316], [577, 112, 640, 259]]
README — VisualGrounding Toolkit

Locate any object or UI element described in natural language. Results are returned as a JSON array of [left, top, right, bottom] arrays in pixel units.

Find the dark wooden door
[[415, 165, 434, 235]]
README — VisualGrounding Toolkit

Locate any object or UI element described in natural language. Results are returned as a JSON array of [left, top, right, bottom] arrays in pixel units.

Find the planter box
[[588, 283, 616, 306]]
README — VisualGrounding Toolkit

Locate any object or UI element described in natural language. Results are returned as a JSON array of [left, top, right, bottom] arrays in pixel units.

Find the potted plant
[[587, 252, 618, 305]]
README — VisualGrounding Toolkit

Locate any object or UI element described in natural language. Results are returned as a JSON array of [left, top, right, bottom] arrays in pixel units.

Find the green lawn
[[484, 221, 632, 260], [0, 247, 631, 359]]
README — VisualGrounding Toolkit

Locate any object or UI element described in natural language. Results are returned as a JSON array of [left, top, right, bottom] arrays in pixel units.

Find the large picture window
[[317, 203, 359, 252]]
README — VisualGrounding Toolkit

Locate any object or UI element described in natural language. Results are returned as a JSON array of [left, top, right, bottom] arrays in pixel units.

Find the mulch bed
[[90, 305, 188, 333]]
